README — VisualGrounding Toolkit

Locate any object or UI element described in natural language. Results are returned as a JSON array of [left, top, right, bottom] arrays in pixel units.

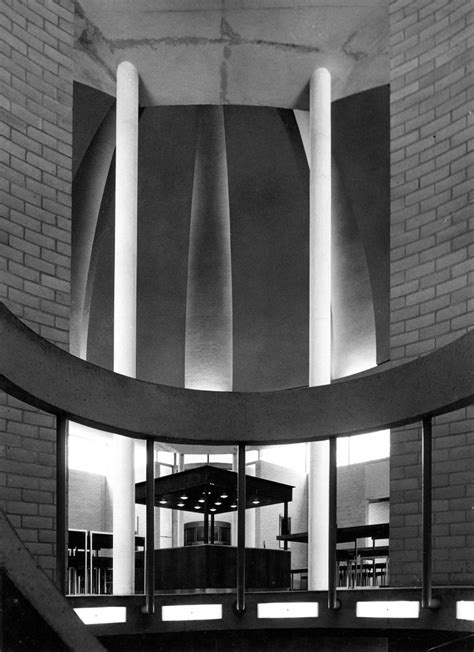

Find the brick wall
[[69, 469, 113, 533], [389, 0, 474, 586], [0, 0, 73, 579], [338, 459, 389, 529]]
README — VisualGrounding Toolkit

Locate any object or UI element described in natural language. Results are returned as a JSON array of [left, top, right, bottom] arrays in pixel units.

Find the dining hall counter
[[135, 545, 291, 591]]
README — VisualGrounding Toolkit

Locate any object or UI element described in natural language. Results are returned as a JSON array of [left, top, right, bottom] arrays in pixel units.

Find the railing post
[[422, 416, 440, 609], [144, 438, 155, 614], [235, 443, 246, 614], [328, 437, 340, 609], [55, 415, 68, 595]]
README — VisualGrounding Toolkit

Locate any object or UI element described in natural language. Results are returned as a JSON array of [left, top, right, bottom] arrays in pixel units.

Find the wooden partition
[[135, 546, 290, 591]]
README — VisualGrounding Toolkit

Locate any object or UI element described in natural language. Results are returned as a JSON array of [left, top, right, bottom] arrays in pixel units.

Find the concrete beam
[[1, 304, 473, 446]]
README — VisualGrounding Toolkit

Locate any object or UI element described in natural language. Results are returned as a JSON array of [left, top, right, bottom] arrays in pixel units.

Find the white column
[[112, 60, 139, 595], [308, 68, 332, 591]]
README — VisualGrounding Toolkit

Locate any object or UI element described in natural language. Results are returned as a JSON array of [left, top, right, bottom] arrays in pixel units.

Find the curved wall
[[1, 0, 74, 578], [75, 89, 390, 391], [1, 0, 473, 593]]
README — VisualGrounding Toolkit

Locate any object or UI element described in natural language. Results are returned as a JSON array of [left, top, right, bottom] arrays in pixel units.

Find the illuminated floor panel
[[258, 602, 318, 619], [356, 601, 420, 619], [162, 604, 222, 621]]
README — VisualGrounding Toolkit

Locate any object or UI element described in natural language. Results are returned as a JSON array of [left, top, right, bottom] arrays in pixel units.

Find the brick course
[[389, 0, 474, 586], [0, 0, 73, 580]]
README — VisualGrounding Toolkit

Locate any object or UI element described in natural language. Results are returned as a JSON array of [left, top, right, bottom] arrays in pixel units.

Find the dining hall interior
[[1, 1, 473, 650]]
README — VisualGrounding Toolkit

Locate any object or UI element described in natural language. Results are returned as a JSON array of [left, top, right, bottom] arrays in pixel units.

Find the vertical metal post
[[210, 513, 215, 544], [89, 532, 93, 594], [177, 453, 185, 547], [328, 437, 339, 609], [283, 502, 289, 551], [145, 438, 155, 614], [236, 443, 246, 614], [204, 510, 209, 544], [56, 415, 68, 595], [422, 417, 439, 609]]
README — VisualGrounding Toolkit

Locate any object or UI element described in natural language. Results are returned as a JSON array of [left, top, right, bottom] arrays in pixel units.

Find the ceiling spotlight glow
[[178, 502, 185, 507], [159, 499, 167, 505], [194, 505, 201, 510], [215, 501, 222, 506], [210, 508, 216, 512], [252, 499, 260, 505], [198, 498, 205, 503], [220, 493, 228, 499], [180, 495, 188, 500], [230, 503, 237, 509]]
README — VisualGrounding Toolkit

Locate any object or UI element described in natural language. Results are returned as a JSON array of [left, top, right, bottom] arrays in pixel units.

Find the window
[[337, 431, 390, 467], [68, 422, 110, 475]]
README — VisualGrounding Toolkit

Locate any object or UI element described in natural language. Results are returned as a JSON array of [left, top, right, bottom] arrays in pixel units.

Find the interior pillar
[[112, 60, 139, 596], [308, 67, 332, 591]]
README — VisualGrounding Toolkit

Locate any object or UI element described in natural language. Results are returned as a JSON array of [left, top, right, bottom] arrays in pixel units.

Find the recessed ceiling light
[[180, 495, 188, 500], [178, 502, 185, 507], [252, 499, 260, 505], [194, 505, 201, 510], [215, 501, 222, 506], [220, 493, 228, 499], [159, 499, 167, 505], [210, 508, 216, 512], [198, 498, 205, 503], [230, 503, 237, 509]]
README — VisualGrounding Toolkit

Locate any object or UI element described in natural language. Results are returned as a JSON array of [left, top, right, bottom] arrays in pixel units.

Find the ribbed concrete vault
[[73, 89, 390, 392]]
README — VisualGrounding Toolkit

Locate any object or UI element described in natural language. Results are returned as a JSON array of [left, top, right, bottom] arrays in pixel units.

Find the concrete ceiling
[[74, 0, 389, 107]]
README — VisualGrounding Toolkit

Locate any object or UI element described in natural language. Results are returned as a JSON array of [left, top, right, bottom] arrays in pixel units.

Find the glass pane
[[185, 453, 208, 464], [209, 453, 233, 465], [156, 450, 174, 466], [337, 437, 349, 467], [259, 444, 306, 472], [349, 431, 390, 464]]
